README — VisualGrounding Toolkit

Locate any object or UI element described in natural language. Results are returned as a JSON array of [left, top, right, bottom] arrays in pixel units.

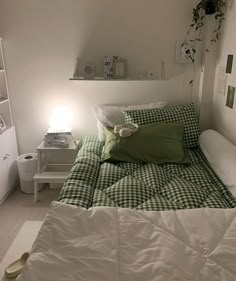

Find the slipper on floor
[[5, 252, 30, 279]]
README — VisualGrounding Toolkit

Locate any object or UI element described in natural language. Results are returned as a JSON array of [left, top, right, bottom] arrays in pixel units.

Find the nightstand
[[33, 140, 80, 202]]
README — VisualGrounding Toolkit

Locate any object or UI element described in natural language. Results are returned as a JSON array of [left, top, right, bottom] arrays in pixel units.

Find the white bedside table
[[33, 140, 80, 202]]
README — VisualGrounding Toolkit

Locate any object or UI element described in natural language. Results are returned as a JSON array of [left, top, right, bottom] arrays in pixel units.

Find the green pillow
[[124, 103, 200, 148], [101, 122, 190, 164]]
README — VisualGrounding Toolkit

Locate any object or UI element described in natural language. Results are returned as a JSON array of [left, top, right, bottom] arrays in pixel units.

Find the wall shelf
[[69, 77, 167, 81]]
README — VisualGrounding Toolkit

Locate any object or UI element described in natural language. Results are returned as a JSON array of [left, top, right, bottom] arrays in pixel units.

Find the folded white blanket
[[17, 202, 236, 281]]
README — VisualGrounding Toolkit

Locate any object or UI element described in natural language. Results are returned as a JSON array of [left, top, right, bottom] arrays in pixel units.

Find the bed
[[17, 103, 236, 281], [58, 136, 236, 210]]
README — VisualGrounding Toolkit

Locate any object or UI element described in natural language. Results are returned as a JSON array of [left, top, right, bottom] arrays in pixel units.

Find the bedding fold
[[17, 202, 236, 281]]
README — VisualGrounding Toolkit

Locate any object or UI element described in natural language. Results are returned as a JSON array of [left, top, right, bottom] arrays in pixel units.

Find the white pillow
[[199, 129, 236, 198], [93, 102, 167, 141]]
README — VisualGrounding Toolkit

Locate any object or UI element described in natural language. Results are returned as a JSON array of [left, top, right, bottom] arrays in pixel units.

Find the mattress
[[58, 136, 236, 210]]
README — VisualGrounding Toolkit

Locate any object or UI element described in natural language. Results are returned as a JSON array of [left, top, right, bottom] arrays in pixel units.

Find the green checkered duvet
[[58, 136, 236, 210]]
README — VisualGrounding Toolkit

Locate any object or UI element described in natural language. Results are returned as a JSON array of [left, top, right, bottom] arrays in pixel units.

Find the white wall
[[212, 2, 236, 145], [0, 0, 199, 153]]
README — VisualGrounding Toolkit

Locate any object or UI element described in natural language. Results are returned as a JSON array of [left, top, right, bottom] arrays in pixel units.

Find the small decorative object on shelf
[[113, 58, 128, 79], [0, 115, 6, 133], [137, 74, 143, 80], [104, 56, 118, 79], [73, 57, 80, 78], [146, 71, 157, 80], [82, 64, 95, 79], [161, 60, 166, 80]]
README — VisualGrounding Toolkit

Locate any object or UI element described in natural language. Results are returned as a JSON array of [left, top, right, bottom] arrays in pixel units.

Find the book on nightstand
[[44, 129, 72, 148], [47, 128, 72, 135]]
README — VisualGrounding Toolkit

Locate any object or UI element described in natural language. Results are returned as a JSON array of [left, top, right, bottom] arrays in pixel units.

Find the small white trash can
[[17, 153, 38, 193]]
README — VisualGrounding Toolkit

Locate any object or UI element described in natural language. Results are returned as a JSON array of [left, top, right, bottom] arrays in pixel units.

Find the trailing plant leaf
[[182, 0, 226, 86]]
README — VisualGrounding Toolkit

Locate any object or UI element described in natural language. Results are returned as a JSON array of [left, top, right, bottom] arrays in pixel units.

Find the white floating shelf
[[69, 77, 167, 81]]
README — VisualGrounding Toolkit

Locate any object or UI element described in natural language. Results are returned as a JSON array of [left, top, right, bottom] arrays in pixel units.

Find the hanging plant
[[182, 0, 226, 85]]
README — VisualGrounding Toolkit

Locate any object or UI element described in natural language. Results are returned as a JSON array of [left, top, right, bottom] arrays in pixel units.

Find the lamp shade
[[49, 107, 72, 131]]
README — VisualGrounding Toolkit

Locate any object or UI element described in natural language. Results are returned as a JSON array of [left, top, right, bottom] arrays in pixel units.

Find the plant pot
[[205, 0, 216, 15]]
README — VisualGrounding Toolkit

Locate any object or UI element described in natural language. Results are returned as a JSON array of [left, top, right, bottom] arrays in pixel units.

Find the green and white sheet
[[58, 136, 236, 210]]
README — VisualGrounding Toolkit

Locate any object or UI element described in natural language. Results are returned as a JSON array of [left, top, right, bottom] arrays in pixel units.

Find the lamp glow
[[49, 107, 72, 131]]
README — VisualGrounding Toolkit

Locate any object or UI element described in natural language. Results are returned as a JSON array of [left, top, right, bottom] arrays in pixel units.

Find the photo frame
[[217, 66, 227, 96], [80, 63, 95, 79], [104, 56, 118, 79], [0, 115, 6, 131], [226, 85, 235, 109], [113, 59, 127, 79]]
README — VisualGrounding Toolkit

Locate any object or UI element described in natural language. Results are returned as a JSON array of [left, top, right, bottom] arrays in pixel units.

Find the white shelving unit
[[0, 38, 19, 204], [0, 38, 13, 130]]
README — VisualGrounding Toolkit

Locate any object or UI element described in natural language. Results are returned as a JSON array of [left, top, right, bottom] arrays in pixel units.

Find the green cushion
[[101, 122, 190, 164]]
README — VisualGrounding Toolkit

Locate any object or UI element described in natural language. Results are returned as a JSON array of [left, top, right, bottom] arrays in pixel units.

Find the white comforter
[[17, 202, 236, 281]]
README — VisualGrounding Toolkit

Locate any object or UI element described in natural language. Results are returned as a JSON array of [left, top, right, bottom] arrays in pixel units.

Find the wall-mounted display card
[[226, 54, 234, 74], [217, 66, 227, 95], [226, 85, 235, 109]]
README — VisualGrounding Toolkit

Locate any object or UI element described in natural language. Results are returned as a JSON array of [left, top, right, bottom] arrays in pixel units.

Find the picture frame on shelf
[[104, 56, 118, 79], [113, 59, 127, 79], [81, 64, 95, 79], [0, 115, 6, 132]]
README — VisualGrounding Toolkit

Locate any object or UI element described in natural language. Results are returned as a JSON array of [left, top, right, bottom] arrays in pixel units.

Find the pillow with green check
[[101, 122, 190, 164]]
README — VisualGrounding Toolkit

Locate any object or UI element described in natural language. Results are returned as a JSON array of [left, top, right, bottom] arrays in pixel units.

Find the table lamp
[[47, 107, 77, 147], [49, 107, 72, 132]]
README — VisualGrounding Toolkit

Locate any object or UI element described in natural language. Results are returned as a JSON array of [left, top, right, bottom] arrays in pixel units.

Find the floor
[[0, 186, 60, 262]]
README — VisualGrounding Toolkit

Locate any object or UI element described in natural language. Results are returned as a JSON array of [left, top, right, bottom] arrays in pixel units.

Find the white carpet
[[0, 221, 43, 281]]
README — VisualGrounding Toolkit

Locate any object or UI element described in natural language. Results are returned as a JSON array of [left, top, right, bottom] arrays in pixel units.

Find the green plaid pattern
[[58, 137, 102, 208], [58, 137, 236, 211], [124, 103, 200, 148]]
